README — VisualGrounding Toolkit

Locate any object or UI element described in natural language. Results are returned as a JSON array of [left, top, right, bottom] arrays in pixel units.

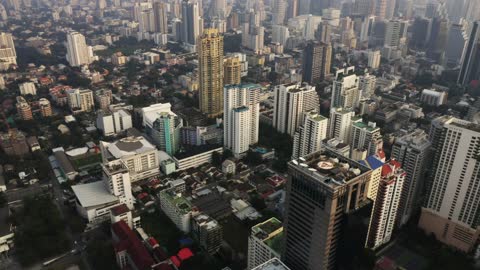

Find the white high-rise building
[[391, 129, 431, 226], [272, 25, 290, 45], [384, 19, 408, 48], [67, 88, 94, 113], [224, 84, 260, 156], [331, 67, 360, 110], [272, 0, 287, 25], [328, 107, 355, 144], [273, 82, 319, 136], [180, 0, 203, 46], [0, 32, 16, 70], [247, 218, 283, 270], [366, 159, 405, 250], [102, 159, 134, 210], [419, 117, 480, 252], [367, 50, 381, 69], [292, 111, 328, 159], [66, 31, 92, 67], [350, 120, 383, 157]]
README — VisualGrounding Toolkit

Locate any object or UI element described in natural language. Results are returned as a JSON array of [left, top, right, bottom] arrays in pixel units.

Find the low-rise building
[[191, 213, 222, 254], [173, 145, 223, 171], [0, 207, 14, 256], [251, 258, 291, 270]]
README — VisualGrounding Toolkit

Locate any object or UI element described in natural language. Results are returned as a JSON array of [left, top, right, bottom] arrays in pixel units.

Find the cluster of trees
[[258, 123, 293, 173], [13, 195, 71, 266]]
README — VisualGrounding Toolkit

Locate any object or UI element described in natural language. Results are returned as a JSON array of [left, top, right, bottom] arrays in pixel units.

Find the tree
[[212, 151, 222, 167], [245, 150, 263, 166]]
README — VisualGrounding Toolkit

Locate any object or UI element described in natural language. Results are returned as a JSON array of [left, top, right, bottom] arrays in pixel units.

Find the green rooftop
[[252, 217, 284, 254], [160, 190, 192, 214], [353, 121, 378, 132]]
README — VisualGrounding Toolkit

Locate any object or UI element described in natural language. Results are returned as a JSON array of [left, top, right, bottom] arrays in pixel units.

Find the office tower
[[445, 23, 467, 67], [351, 121, 383, 157], [272, 0, 287, 25], [331, 67, 360, 110], [224, 56, 242, 85], [427, 18, 449, 61], [181, 0, 203, 45], [16, 96, 33, 120], [224, 84, 260, 156], [67, 89, 94, 113], [286, 0, 298, 21], [419, 117, 480, 252], [302, 41, 332, 85], [273, 82, 319, 136], [153, 2, 168, 34], [292, 111, 328, 159], [458, 21, 480, 86], [247, 218, 283, 269], [366, 159, 405, 249], [272, 25, 290, 45], [354, 0, 374, 16], [198, 29, 224, 118], [360, 16, 375, 43], [284, 150, 373, 270], [328, 107, 355, 144], [102, 159, 134, 209], [0, 32, 16, 70], [311, 0, 330, 15], [315, 22, 332, 43], [133, 1, 152, 21], [210, 0, 226, 18], [410, 17, 431, 49], [66, 31, 92, 67], [367, 50, 381, 69], [374, 0, 386, 19], [147, 112, 182, 156], [384, 19, 408, 48], [38, 98, 52, 117], [339, 17, 357, 49], [391, 129, 431, 226], [242, 23, 265, 53], [19, 82, 36, 96]]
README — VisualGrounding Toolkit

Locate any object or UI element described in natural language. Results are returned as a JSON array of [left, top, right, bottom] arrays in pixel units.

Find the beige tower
[[224, 56, 241, 85], [198, 29, 224, 118]]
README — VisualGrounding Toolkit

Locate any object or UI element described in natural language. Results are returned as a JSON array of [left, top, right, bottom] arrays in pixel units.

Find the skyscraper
[[350, 120, 383, 157], [374, 0, 387, 19], [272, 0, 287, 25], [283, 150, 373, 270], [224, 84, 260, 156], [302, 41, 332, 85], [198, 29, 224, 117], [66, 31, 92, 67], [153, 2, 168, 34], [0, 32, 16, 70], [391, 129, 431, 226], [458, 21, 480, 86], [366, 159, 405, 249], [328, 107, 355, 144], [273, 82, 319, 135], [331, 67, 360, 110], [224, 56, 242, 85], [210, 0, 226, 18], [147, 112, 183, 156], [419, 117, 480, 252], [292, 111, 328, 159], [181, 0, 203, 45]]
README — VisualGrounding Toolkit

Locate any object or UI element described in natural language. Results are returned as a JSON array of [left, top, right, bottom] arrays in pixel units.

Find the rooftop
[[105, 136, 156, 158], [353, 121, 378, 132], [160, 189, 192, 214], [252, 218, 283, 253], [111, 204, 130, 216], [290, 150, 371, 188], [251, 258, 291, 270], [72, 181, 118, 208]]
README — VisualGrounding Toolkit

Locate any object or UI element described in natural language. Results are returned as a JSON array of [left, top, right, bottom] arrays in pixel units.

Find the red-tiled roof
[[112, 221, 154, 270], [177, 248, 193, 261]]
